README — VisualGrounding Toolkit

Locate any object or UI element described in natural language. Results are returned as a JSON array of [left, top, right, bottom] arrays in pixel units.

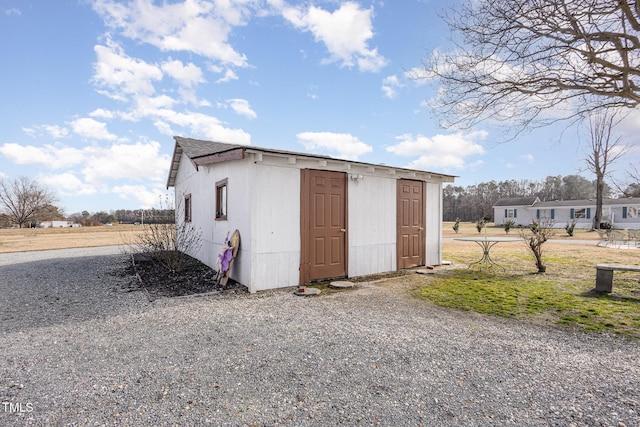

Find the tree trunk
[[593, 175, 604, 230]]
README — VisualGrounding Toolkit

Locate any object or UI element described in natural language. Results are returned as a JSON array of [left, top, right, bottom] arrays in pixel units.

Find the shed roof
[[167, 136, 457, 188]]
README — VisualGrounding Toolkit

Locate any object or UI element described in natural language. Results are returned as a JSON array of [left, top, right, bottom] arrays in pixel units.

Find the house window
[[184, 194, 192, 222], [216, 178, 228, 220], [574, 208, 586, 219], [506, 209, 515, 218]]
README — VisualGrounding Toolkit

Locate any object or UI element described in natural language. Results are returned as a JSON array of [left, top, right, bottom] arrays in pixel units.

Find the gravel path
[[1, 248, 639, 426]]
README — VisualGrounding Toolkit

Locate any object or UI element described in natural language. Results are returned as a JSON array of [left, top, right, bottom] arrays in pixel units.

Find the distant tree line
[[67, 208, 175, 226], [443, 174, 640, 222]]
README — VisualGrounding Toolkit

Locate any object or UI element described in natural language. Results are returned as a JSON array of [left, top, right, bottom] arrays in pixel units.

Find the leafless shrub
[[519, 218, 556, 274], [124, 194, 202, 273]]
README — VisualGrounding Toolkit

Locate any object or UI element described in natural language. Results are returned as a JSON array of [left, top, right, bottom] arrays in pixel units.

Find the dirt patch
[[122, 251, 247, 301]]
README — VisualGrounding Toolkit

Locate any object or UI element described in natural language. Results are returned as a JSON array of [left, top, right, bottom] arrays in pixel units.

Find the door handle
[[418, 226, 424, 231], [340, 228, 346, 232]]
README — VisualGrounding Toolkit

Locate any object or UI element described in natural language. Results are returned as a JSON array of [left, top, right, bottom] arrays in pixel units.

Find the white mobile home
[[167, 137, 456, 293], [494, 197, 640, 229]]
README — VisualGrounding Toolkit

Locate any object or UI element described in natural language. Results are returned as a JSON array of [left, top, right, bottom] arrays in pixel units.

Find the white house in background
[[166, 136, 456, 293], [493, 197, 640, 229], [38, 220, 80, 228]]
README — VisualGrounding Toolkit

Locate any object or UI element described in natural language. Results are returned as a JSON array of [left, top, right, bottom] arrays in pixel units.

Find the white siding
[[174, 155, 252, 288], [494, 207, 537, 227], [174, 149, 451, 292], [425, 182, 443, 266], [347, 175, 396, 277], [249, 163, 301, 292]]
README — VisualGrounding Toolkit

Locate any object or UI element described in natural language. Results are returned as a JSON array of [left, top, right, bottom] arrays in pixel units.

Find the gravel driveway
[[1, 247, 639, 426]]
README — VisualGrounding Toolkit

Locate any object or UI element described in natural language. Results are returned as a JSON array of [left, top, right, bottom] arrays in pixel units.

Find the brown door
[[300, 169, 347, 283], [397, 179, 425, 269]]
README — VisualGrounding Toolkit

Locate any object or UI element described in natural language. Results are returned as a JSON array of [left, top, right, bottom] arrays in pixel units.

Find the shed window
[[184, 194, 192, 223], [506, 209, 516, 218], [215, 178, 228, 220], [573, 208, 586, 219]]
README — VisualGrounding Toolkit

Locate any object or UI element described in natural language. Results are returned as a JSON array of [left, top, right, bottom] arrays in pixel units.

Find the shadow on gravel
[[0, 254, 144, 332], [0, 251, 249, 333]]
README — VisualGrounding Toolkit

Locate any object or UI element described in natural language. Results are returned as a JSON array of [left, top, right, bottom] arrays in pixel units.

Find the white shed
[[167, 137, 456, 293]]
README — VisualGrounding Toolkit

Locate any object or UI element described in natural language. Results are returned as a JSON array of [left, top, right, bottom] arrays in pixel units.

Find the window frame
[[184, 193, 192, 223], [574, 208, 586, 219], [215, 178, 228, 221]]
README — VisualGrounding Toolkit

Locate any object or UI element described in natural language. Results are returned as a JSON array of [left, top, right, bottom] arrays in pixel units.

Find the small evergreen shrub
[[504, 219, 515, 234], [565, 220, 577, 237], [453, 218, 460, 234]]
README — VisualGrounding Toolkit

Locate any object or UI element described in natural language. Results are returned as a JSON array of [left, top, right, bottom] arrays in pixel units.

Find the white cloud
[[92, 39, 163, 100], [0, 143, 84, 169], [386, 131, 487, 170], [161, 59, 204, 88], [216, 68, 239, 83], [89, 108, 116, 119], [20, 125, 70, 139], [404, 66, 434, 84], [618, 109, 640, 135], [297, 131, 372, 160], [111, 184, 168, 209], [282, 2, 387, 72], [226, 98, 257, 119], [520, 153, 535, 163], [153, 110, 252, 144], [382, 75, 402, 99], [40, 172, 97, 196], [80, 141, 170, 185], [0, 140, 171, 187], [69, 117, 118, 141], [5, 8, 21, 16], [92, 0, 251, 67]]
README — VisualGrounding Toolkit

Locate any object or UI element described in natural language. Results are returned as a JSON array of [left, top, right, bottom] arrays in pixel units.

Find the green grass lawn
[[410, 237, 640, 338], [414, 270, 640, 337]]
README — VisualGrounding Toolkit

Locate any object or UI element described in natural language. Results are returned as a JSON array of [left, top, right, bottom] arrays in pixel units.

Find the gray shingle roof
[[174, 137, 245, 159], [167, 136, 457, 188], [533, 198, 640, 208], [493, 197, 539, 207]]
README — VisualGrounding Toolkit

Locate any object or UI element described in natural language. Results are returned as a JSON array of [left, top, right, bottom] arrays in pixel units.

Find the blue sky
[[1, 0, 639, 215]]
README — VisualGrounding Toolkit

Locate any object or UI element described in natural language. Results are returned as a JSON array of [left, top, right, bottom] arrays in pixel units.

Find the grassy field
[[410, 221, 640, 338], [0, 224, 144, 253]]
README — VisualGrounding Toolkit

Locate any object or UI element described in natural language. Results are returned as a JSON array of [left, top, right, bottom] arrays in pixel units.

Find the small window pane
[[216, 178, 228, 220], [184, 194, 192, 222]]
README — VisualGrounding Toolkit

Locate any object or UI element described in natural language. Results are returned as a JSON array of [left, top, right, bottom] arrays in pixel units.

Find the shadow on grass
[[580, 289, 640, 304]]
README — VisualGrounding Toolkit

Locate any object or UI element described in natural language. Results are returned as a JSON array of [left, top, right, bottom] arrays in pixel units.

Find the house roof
[[167, 136, 457, 188], [493, 197, 539, 207], [493, 196, 640, 208], [533, 197, 640, 208]]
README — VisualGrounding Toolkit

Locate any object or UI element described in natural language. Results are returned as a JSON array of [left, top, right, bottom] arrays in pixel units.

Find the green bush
[[565, 219, 577, 237], [452, 218, 460, 234], [504, 219, 515, 234]]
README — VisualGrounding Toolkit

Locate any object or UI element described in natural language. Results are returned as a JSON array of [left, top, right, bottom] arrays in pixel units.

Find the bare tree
[[584, 111, 628, 229], [125, 194, 202, 273], [0, 176, 57, 228], [519, 218, 556, 273], [423, 0, 640, 135]]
